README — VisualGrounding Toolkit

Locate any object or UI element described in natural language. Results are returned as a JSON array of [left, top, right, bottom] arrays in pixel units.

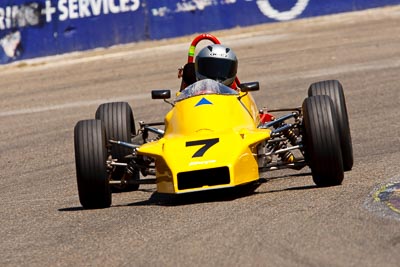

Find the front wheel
[[308, 80, 353, 171], [74, 119, 111, 209], [95, 102, 139, 191], [302, 95, 344, 187]]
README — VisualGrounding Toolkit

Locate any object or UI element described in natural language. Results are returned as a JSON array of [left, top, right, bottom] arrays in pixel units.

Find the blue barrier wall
[[1, 0, 399, 64]]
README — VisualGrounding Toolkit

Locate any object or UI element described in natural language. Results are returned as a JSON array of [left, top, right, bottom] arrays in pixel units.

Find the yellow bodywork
[[138, 89, 271, 194]]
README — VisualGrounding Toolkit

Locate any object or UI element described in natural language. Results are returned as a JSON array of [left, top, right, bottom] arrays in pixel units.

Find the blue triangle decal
[[195, 97, 213, 107]]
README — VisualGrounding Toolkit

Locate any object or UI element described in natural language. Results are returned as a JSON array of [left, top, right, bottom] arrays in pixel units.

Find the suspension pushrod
[[139, 121, 164, 127], [109, 140, 141, 149], [272, 124, 293, 135], [259, 113, 297, 129], [145, 126, 165, 136], [264, 145, 302, 156]]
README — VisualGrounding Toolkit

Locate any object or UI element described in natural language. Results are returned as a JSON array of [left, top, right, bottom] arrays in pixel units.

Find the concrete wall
[[1, 0, 399, 64]]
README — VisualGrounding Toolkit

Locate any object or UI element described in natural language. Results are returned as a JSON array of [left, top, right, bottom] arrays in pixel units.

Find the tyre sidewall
[[308, 80, 353, 171], [74, 119, 111, 208], [302, 95, 344, 186]]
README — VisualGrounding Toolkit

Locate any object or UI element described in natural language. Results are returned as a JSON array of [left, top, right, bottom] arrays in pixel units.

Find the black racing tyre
[[95, 102, 139, 191], [308, 80, 353, 171], [95, 102, 136, 162], [302, 95, 344, 187], [74, 120, 111, 209]]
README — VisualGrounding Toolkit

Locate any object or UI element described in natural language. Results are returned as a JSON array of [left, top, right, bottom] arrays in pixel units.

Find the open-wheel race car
[[74, 34, 353, 209]]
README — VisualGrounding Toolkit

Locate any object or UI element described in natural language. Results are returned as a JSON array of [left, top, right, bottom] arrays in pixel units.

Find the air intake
[[177, 167, 230, 190]]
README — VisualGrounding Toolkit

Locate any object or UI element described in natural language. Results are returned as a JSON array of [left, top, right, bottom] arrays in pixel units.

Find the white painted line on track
[[0, 42, 189, 74], [0, 32, 290, 74], [0, 93, 149, 117], [1, 57, 399, 118], [303, 58, 400, 79], [266, 57, 400, 82]]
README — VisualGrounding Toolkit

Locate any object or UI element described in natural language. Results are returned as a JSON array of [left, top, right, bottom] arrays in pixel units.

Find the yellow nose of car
[[138, 93, 270, 193]]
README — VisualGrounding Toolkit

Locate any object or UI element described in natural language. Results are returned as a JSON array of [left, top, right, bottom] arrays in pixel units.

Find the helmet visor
[[197, 57, 237, 82]]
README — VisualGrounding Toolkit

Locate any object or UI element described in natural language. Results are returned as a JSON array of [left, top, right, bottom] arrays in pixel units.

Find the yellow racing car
[[74, 34, 353, 209]]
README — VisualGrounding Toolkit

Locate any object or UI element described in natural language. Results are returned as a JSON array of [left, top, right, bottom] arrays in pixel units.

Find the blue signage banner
[[0, 0, 146, 63], [1, 0, 399, 64]]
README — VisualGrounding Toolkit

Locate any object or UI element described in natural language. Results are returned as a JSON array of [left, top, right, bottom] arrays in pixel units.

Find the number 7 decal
[[186, 138, 219, 158]]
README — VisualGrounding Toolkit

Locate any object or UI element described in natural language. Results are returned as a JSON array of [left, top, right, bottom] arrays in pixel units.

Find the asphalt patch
[[366, 176, 400, 221]]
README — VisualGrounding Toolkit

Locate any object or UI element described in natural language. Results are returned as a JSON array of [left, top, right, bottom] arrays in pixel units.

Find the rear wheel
[[302, 95, 344, 187], [308, 80, 353, 171], [74, 120, 111, 209], [95, 102, 140, 191]]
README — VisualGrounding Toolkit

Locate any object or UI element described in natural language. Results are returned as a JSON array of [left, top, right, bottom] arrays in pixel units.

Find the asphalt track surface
[[1, 6, 400, 267]]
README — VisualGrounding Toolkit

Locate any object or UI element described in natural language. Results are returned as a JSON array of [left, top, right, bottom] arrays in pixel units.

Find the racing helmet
[[195, 44, 238, 86]]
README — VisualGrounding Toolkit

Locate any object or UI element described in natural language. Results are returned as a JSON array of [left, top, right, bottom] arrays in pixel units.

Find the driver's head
[[195, 44, 238, 86]]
